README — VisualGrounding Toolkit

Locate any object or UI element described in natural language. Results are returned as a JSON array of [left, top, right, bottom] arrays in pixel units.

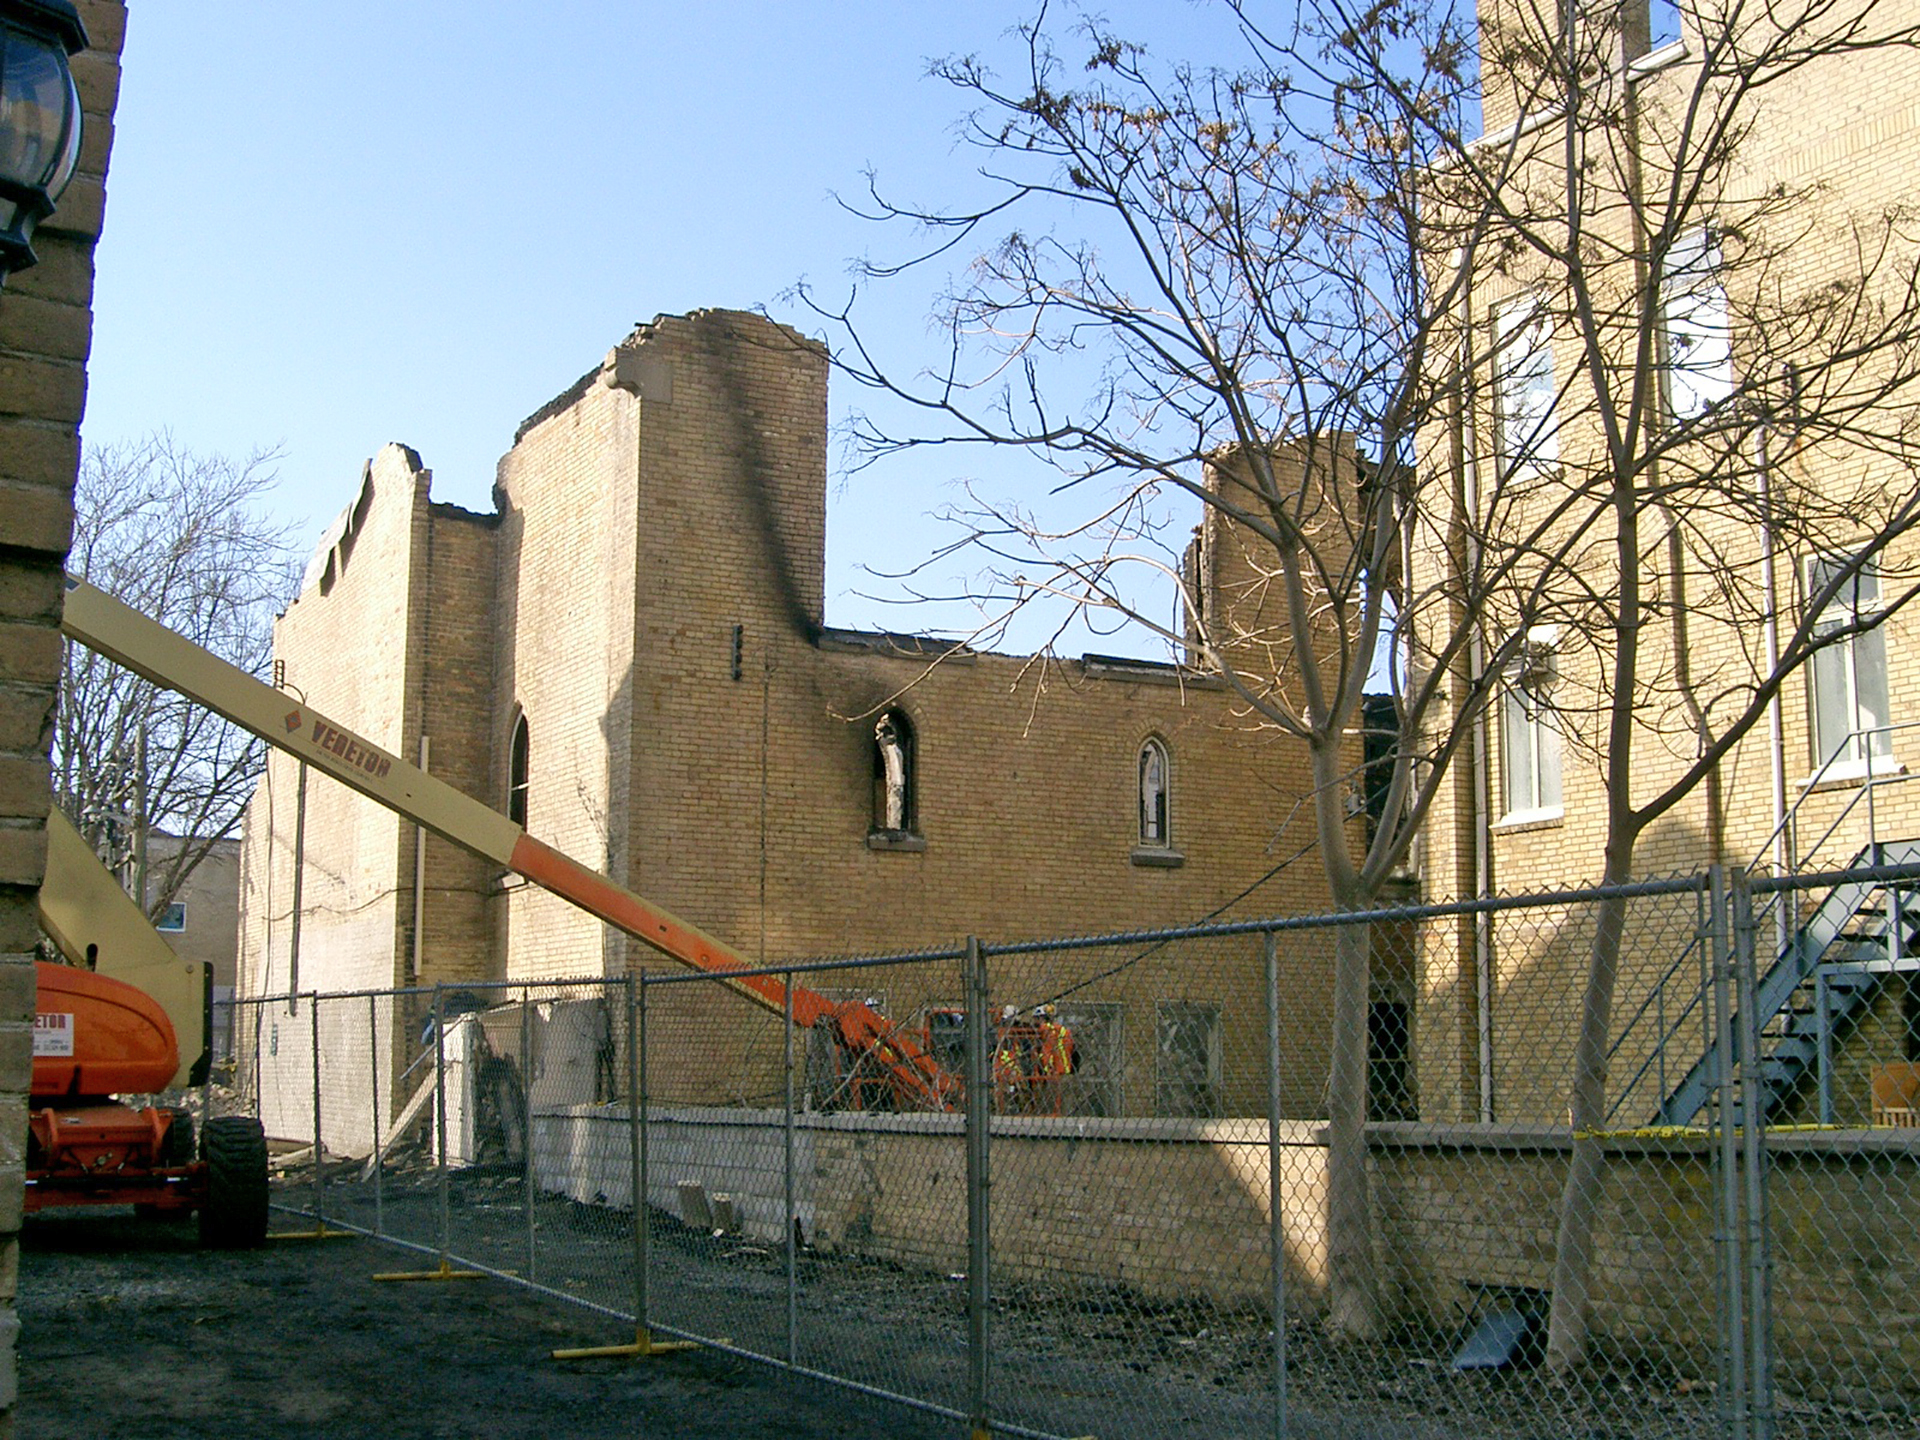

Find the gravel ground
[[17, 1207, 956, 1440], [21, 1169, 1911, 1440]]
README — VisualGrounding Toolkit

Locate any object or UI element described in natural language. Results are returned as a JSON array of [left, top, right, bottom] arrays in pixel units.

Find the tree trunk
[[1545, 847, 1634, 1370], [1324, 909, 1380, 1340], [1311, 735, 1381, 1341]]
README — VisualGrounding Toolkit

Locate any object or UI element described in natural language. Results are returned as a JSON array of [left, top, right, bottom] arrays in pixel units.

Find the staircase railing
[[1603, 720, 1917, 1125]]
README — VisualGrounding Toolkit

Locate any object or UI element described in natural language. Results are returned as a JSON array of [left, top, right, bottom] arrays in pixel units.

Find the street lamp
[[0, 0, 86, 282]]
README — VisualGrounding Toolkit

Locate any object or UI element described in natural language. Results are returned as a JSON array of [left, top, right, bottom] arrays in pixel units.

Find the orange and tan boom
[[60, 577, 956, 1111]]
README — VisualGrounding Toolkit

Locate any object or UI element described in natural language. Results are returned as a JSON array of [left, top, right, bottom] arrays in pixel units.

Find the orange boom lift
[[45, 578, 1066, 1167]]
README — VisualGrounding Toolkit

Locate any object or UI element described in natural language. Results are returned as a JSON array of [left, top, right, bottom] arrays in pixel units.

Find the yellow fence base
[[267, 1221, 354, 1243], [370, 1258, 487, 1283], [552, 1326, 699, 1362]]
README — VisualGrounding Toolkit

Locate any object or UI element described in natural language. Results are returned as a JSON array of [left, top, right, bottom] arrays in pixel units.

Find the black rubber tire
[[160, 1108, 195, 1166], [198, 1115, 269, 1249]]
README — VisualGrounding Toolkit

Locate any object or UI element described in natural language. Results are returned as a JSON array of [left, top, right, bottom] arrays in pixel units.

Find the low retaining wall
[[529, 1106, 1920, 1387]]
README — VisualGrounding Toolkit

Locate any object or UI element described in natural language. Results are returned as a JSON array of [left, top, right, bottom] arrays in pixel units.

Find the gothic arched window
[[1139, 737, 1171, 847], [507, 712, 530, 828]]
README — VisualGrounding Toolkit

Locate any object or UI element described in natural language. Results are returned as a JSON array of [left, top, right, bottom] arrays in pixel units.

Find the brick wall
[[243, 307, 1348, 1125], [0, 2, 126, 1424], [1411, 7, 1920, 1124]]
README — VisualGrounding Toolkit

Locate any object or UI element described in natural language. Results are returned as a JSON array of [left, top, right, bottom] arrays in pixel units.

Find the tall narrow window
[[507, 712, 530, 827], [1368, 998, 1416, 1121], [1501, 627, 1562, 819], [1494, 295, 1558, 478], [1138, 738, 1171, 847], [1807, 553, 1892, 773], [1156, 1002, 1221, 1118], [871, 709, 917, 835], [1661, 229, 1734, 422]]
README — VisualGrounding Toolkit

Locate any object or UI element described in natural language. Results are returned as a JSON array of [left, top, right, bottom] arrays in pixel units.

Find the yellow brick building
[[237, 308, 1354, 1120], [1410, 0, 1920, 1127]]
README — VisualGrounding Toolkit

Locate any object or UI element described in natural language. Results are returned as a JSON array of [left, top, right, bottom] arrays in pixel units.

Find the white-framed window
[[1138, 737, 1171, 847], [155, 901, 186, 933], [1501, 625, 1563, 820], [1806, 552, 1892, 774], [1494, 294, 1558, 478], [1661, 228, 1734, 422], [1155, 1001, 1222, 1118]]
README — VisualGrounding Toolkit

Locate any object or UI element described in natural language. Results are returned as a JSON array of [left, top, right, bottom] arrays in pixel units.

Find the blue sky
[[83, 2, 1245, 649]]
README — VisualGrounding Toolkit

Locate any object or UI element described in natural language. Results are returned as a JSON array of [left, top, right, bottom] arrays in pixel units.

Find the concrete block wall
[[0, 2, 126, 1424]]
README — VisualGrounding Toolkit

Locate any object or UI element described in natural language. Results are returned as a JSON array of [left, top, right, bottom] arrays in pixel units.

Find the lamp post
[[0, 0, 87, 282]]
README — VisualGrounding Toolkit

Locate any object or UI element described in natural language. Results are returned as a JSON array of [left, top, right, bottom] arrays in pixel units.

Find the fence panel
[[1753, 865, 1920, 1438], [641, 952, 978, 1422], [197, 861, 1920, 1439]]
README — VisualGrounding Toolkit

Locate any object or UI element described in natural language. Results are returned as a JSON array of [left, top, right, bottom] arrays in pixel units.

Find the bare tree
[[56, 435, 298, 919], [807, 0, 1920, 1354], [1422, 0, 1920, 1367], [806, 0, 1507, 1341]]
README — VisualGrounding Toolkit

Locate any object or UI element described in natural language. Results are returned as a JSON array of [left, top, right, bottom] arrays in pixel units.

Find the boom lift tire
[[198, 1115, 268, 1249], [160, 1108, 195, 1166]]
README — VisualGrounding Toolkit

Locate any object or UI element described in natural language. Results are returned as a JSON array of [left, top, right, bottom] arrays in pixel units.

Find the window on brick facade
[[871, 709, 917, 835], [1138, 737, 1171, 847], [1806, 551, 1891, 774], [1155, 1002, 1222, 1118], [508, 712, 530, 828], [1661, 229, 1735, 422], [1058, 1002, 1124, 1117], [1368, 998, 1416, 1121], [1494, 294, 1558, 479], [1500, 626, 1562, 820]]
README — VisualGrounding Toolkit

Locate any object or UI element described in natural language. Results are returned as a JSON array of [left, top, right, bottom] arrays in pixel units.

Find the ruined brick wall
[[409, 501, 498, 987], [492, 348, 644, 983], [240, 447, 423, 1010], [240, 307, 1341, 1120], [0, 2, 126, 1424]]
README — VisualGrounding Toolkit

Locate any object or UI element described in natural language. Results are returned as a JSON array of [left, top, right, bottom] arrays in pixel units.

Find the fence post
[[1264, 932, 1289, 1440], [1732, 874, 1775, 1440], [630, 974, 650, 1340], [964, 936, 992, 1440], [368, 991, 382, 1237], [310, 991, 325, 1229], [434, 983, 451, 1269], [783, 967, 798, 1369], [1708, 866, 1750, 1440], [522, 982, 536, 1284]]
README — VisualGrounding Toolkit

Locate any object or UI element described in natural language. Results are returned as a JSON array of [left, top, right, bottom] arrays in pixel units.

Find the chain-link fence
[[207, 859, 1920, 1439]]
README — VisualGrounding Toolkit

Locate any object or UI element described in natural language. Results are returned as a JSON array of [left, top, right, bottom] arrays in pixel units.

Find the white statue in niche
[[876, 714, 909, 831]]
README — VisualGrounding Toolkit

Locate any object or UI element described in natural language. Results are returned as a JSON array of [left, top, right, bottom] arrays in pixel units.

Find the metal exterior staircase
[[1651, 839, 1920, 1126]]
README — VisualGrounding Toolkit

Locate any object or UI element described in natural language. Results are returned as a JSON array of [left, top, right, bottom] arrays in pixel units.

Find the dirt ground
[[16, 1209, 957, 1440]]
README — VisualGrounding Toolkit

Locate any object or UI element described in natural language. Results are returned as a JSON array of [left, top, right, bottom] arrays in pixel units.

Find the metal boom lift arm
[[59, 577, 954, 1110]]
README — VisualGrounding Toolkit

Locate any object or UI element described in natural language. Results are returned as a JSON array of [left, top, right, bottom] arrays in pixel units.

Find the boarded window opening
[[1155, 1002, 1221, 1118]]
